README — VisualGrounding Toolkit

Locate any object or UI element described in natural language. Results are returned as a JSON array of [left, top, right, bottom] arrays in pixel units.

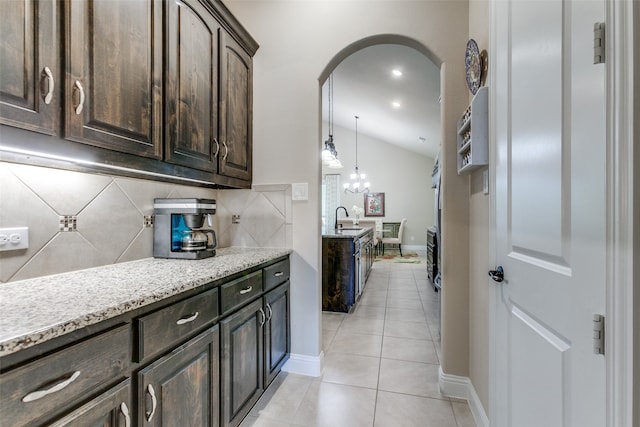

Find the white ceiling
[[322, 44, 442, 159]]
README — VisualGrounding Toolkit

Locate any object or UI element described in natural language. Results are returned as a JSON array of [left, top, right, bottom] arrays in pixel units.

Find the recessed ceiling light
[[392, 101, 401, 108], [392, 69, 402, 77]]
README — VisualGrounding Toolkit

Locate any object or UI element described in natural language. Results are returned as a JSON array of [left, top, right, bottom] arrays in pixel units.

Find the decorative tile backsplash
[[0, 162, 292, 283], [217, 184, 293, 250]]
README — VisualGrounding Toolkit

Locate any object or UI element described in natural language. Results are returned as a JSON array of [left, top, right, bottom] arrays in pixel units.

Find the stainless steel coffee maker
[[153, 198, 217, 259]]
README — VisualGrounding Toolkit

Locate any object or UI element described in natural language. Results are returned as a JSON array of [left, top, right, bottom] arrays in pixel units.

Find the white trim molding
[[605, 0, 636, 426], [439, 366, 490, 427], [281, 351, 324, 377]]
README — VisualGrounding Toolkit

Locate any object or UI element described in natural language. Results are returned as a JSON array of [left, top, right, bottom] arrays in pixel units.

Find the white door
[[492, 0, 606, 426]]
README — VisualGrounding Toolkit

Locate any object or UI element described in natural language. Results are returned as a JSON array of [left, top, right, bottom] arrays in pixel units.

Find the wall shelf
[[456, 86, 488, 174]]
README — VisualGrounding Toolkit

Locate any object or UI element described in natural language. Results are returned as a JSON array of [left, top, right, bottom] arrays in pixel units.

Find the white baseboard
[[439, 366, 490, 427], [281, 351, 324, 377]]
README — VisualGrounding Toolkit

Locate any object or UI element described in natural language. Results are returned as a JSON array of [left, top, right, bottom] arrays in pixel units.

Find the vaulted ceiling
[[322, 44, 442, 159]]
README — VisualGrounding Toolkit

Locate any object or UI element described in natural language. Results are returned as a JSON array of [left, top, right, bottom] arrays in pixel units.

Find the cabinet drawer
[[136, 287, 219, 361], [220, 271, 263, 315], [263, 259, 289, 291], [0, 324, 130, 427]]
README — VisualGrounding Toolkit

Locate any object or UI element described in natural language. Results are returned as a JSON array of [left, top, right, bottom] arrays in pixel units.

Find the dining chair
[[382, 218, 407, 256]]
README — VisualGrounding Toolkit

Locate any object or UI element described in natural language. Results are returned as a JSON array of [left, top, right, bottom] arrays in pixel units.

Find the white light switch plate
[[292, 183, 308, 201]]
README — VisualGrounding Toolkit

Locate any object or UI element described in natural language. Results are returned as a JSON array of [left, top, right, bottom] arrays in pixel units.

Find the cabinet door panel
[[221, 299, 263, 427], [49, 379, 131, 427], [265, 281, 290, 386], [165, 0, 219, 172], [138, 326, 219, 427], [0, 0, 59, 134], [218, 32, 252, 181], [66, 0, 162, 158]]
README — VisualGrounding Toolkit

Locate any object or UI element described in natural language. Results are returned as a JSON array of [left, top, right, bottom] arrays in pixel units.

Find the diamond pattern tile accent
[[59, 216, 78, 232]]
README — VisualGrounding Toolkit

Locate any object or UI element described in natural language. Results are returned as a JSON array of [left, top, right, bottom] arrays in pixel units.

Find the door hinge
[[594, 22, 605, 64], [593, 314, 605, 355]]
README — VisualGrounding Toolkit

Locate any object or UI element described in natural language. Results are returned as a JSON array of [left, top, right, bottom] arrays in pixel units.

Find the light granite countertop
[[0, 247, 292, 357], [322, 225, 374, 239]]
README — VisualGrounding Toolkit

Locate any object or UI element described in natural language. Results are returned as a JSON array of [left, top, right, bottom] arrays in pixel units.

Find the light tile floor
[[240, 252, 477, 427]]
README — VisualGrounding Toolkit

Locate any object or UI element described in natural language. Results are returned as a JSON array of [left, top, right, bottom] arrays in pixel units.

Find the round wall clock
[[465, 39, 482, 95]]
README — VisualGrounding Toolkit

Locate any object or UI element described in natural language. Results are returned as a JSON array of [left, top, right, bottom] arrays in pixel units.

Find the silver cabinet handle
[[176, 312, 199, 325], [146, 384, 157, 422], [120, 402, 131, 427], [213, 138, 220, 158], [22, 370, 81, 402], [222, 140, 229, 161], [274, 272, 284, 277], [258, 307, 266, 327], [239, 285, 252, 295], [266, 303, 273, 322], [73, 80, 85, 114], [41, 66, 54, 104]]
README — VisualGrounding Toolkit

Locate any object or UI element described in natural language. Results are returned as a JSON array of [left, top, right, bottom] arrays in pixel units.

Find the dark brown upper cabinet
[[0, 0, 60, 135], [218, 32, 253, 182], [0, 0, 257, 188], [65, 0, 163, 159], [165, 0, 220, 172]]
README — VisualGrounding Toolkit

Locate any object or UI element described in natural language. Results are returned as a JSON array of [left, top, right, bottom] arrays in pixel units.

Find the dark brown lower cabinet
[[138, 325, 220, 427], [264, 281, 290, 386], [0, 257, 290, 427], [221, 298, 264, 427], [49, 379, 132, 427]]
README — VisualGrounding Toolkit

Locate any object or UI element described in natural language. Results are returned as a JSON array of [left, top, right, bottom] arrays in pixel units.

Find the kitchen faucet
[[335, 206, 349, 229]]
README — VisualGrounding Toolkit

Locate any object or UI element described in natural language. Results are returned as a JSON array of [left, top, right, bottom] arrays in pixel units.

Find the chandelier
[[321, 73, 342, 169], [343, 115, 370, 193]]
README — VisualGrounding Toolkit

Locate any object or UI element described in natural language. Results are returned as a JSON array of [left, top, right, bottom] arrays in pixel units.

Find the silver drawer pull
[[146, 384, 157, 422], [22, 370, 81, 402], [239, 285, 253, 295], [176, 312, 199, 325], [120, 402, 131, 427], [73, 80, 85, 114], [41, 66, 54, 104], [274, 272, 284, 277]]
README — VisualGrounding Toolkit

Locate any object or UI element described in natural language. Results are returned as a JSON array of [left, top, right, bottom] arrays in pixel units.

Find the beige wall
[[225, 0, 471, 373], [468, 0, 491, 415]]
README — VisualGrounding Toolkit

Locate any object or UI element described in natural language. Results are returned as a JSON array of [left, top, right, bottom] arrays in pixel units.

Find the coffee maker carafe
[[153, 198, 217, 259]]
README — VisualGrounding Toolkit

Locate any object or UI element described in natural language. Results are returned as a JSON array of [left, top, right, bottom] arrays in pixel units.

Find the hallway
[[240, 252, 476, 427]]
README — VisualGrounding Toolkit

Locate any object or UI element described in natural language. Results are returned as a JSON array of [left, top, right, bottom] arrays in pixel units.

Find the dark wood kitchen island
[[322, 226, 374, 312]]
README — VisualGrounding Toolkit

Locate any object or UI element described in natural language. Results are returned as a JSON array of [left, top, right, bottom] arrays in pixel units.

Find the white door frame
[[603, 0, 635, 426], [487, 0, 636, 426]]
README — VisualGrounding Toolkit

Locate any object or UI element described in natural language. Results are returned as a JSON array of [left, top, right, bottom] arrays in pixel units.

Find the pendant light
[[344, 115, 370, 193], [321, 73, 342, 169]]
